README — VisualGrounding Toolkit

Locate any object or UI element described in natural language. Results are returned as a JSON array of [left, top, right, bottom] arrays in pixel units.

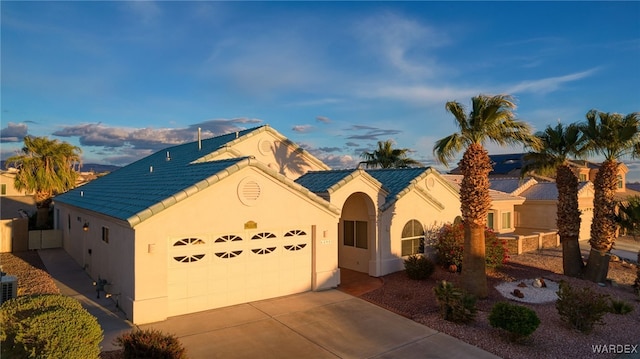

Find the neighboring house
[[487, 177, 595, 241], [0, 169, 32, 196], [442, 175, 525, 234], [53, 125, 462, 324]]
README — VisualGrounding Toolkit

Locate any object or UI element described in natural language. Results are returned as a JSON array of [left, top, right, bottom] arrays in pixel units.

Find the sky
[[2, 1, 640, 181]]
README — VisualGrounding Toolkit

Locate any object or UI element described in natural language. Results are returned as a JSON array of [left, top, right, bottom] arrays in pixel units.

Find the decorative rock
[[532, 278, 542, 288], [512, 289, 525, 298], [517, 282, 527, 288], [540, 278, 547, 288]]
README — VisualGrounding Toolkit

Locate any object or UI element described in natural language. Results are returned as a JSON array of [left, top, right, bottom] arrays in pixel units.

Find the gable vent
[[259, 139, 273, 155], [238, 177, 263, 206], [242, 181, 261, 201]]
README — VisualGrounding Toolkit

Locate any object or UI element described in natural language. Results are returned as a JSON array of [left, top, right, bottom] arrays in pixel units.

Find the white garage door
[[167, 227, 312, 317]]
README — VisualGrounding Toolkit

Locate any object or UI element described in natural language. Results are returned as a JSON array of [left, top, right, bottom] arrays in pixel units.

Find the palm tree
[[6, 136, 82, 227], [433, 94, 540, 298], [522, 122, 586, 277], [580, 110, 640, 283], [360, 140, 421, 169]]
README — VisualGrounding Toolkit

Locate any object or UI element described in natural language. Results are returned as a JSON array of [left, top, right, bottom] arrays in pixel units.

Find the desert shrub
[[404, 254, 435, 280], [0, 294, 103, 359], [555, 281, 610, 334], [115, 328, 187, 359], [489, 302, 541, 342], [433, 222, 508, 269], [608, 298, 634, 315], [433, 280, 477, 323]]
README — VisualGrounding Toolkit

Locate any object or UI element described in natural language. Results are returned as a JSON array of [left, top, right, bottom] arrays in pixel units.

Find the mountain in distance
[[1, 161, 121, 174], [81, 163, 121, 173]]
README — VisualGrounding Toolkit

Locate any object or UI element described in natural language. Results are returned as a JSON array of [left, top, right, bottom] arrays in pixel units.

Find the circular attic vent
[[238, 177, 262, 206], [258, 139, 273, 155]]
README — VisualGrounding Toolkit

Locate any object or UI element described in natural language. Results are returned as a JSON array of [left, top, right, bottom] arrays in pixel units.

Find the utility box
[[1, 275, 18, 304]]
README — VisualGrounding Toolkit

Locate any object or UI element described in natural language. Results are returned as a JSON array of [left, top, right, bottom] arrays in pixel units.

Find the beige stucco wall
[[489, 200, 523, 234], [208, 129, 329, 180], [380, 172, 461, 275], [515, 192, 594, 241], [55, 204, 136, 320], [130, 165, 339, 323], [0, 172, 32, 196], [325, 172, 385, 276]]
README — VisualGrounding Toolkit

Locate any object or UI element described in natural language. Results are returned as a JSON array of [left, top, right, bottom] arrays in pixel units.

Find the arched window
[[401, 219, 425, 256]]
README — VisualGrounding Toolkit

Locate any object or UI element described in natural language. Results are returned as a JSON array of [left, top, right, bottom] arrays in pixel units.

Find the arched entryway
[[338, 192, 376, 274]]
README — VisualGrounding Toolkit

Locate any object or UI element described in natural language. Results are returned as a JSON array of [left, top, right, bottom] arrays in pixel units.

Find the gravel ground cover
[[362, 247, 640, 359]]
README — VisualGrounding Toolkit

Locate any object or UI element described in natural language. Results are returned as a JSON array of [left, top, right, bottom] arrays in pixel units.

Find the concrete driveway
[[39, 248, 497, 358], [139, 290, 498, 359]]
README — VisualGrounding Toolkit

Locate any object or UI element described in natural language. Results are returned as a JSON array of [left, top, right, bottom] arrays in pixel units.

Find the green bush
[[115, 328, 187, 359], [0, 294, 103, 359], [555, 281, 610, 334], [404, 254, 435, 280], [433, 280, 477, 323], [433, 223, 508, 269], [489, 302, 541, 342], [608, 298, 634, 315]]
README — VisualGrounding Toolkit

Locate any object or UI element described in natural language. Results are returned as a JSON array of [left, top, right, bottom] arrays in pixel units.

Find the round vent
[[238, 177, 262, 206], [258, 139, 273, 155], [426, 177, 436, 190]]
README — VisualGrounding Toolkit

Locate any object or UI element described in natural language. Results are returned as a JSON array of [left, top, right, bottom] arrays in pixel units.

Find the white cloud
[[359, 84, 480, 105], [354, 12, 449, 79], [507, 69, 598, 95], [292, 125, 314, 133]]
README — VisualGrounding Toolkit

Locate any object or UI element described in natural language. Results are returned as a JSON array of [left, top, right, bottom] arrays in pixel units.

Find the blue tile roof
[[55, 127, 264, 225], [366, 167, 431, 202], [295, 167, 436, 209], [293, 170, 356, 193]]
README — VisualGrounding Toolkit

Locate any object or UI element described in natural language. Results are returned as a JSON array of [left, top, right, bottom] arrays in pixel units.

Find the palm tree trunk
[[459, 143, 492, 298], [584, 160, 618, 283], [556, 165, 584, 277]]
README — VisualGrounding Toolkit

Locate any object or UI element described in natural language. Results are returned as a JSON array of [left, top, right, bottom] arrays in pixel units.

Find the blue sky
[[2, 1, 639, 180]]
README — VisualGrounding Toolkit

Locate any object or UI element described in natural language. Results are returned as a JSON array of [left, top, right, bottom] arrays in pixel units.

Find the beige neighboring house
[[442, 175, 525, 234], [488, 177, 595, 241], [0, 168, 32, 197], [54, 125, 462, 324]]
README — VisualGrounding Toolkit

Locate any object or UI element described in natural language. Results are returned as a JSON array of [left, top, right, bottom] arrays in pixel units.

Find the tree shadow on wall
[[272, 140, 308, 176]]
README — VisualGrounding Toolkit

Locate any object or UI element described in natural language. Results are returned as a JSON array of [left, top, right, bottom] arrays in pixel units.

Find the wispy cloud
[[507, 69, 598, 94], [344, 125, 401, 140], [292, 125, 314, 133], [316, 116, 332, 124], [354, 12, 449, 79], [360, 84, 480, 105]]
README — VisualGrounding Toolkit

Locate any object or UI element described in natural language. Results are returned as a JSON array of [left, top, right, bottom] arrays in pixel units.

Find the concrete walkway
[[37, 248, 133, 351], [39, 248, 499, 358]]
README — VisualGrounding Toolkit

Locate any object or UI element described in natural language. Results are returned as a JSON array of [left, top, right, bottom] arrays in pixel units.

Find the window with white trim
[[501, 212, 511, 229], [401, 219, 425, 256]]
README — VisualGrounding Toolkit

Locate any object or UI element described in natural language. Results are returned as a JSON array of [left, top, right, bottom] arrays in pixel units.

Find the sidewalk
[[37, 248, 133, 352]]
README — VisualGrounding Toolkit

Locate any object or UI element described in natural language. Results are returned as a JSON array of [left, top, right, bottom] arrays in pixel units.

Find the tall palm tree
[[522, 122, 586, 277], [6, 136, 82, 227], [434, 94, 540, 298], [580, 110, 640, 283], [360, 140, 420, 169]]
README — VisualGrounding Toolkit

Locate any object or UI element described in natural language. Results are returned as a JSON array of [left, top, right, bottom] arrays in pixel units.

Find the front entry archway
[[338, 192, 375, 274]]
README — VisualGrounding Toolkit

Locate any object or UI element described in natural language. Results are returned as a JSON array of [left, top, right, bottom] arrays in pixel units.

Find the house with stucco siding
[[53, 125, 462, 324]]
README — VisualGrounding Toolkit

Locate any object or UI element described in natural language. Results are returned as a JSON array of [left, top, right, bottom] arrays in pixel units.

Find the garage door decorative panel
[[167, 228, 312, 317]]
